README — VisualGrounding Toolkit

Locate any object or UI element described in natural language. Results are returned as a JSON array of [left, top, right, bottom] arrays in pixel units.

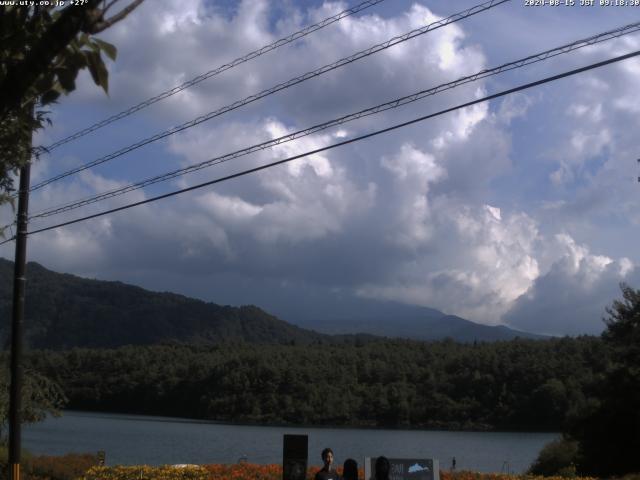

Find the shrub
[[0, 443, 33, 479], [528, 438, 579, 477], [25, 452, 98, 480]]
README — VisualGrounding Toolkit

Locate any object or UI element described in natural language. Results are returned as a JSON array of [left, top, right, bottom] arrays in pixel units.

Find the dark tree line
[[566, 285, 640, 476], [19, 336, 608, 432], [527, 284, 640, 477]]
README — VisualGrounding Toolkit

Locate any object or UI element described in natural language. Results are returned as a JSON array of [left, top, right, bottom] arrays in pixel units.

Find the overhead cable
[[9, 49, 637, 241], [29, 0, 511, 193], [27, 21, 640, 221], [43, 0, 389, 151]]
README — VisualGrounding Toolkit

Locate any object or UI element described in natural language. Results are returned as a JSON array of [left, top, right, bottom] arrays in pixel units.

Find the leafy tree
[[19, 336, 607, 432], [0, 0, 144, 207], [528, 438, 578, 477], [570, 284, 640, 476], [0, 0, 144, 449], [0, 365, 67, 443], [529, 379, 569, 429]]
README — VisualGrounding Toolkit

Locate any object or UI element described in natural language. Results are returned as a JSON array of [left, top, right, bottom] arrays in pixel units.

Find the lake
[[23, 411, 557, 473]]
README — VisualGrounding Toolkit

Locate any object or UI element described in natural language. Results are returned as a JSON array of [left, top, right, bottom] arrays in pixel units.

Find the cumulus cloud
[[504, 235, 640, 336], [497, 93, 536, 126], [357, 201, 540, 324], [1, 1, 639, 337], [537, 35, 640, 190], [381, 144, 446, 247]]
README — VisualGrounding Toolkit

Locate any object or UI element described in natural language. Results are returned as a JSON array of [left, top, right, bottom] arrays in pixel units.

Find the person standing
[[343, 458, 359, 480], [315, 447, 339, 480], [374, 456, 390, 480]]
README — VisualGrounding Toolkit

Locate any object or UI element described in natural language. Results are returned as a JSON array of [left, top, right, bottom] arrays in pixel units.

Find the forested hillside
[[0, 259, 330, 348], [23, 336, 607, 431], [0, 259, 544, 347]]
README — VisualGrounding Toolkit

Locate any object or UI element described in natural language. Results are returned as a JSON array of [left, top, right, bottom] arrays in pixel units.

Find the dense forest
[[20, 336, 607, 431], [0, 259, 372, 348]]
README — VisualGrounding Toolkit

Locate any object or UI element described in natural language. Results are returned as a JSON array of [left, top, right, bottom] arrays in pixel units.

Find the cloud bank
[[2, 0, 639, 335]]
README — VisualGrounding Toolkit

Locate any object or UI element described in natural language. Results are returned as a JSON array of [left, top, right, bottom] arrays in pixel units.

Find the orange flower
[[75, 463, 600, 480]]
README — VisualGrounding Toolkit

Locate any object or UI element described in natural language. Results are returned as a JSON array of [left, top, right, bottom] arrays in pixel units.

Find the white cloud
[[505, 235, 640, 335], [357, 202, 540, 324], [1, 1, 638, 338], [498, 93, 535, 125], [381, 143, 446, 247]]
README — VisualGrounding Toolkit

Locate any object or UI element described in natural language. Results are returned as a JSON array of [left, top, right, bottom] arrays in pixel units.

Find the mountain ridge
[[0, 258, 331, 349], [0, 258, 545, 348], [294, 311, 546, 341]]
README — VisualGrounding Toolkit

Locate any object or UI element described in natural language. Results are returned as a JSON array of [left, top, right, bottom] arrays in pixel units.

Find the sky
[[2, 0, 640, 336]]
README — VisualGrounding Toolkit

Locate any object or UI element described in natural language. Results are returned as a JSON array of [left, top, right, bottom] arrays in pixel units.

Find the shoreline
[[61, 408, 562, 435]]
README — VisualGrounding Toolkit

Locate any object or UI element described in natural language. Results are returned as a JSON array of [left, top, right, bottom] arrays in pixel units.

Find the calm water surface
[[23, 411, 557, 473]]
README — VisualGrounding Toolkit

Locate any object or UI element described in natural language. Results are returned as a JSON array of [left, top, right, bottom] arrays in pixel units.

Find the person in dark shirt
[[343, 458, 358, 480], [315, 447, 339, 480], [374, 456, 390, 480]]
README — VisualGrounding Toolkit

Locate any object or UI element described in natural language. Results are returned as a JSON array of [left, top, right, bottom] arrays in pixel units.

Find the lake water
[[23, 411, 557, 473]]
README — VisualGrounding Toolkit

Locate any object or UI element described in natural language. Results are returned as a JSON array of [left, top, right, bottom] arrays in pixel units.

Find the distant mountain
[[0, 259, 331, 349], [292, 299, 547, 342], [0, 259, 545, 348]]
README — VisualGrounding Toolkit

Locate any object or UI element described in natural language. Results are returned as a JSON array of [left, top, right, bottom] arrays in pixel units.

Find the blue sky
[[2, 0, 639, 335]]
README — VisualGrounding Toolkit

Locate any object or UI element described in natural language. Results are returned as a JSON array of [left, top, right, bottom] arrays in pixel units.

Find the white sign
[[364, 457, 440, 480]]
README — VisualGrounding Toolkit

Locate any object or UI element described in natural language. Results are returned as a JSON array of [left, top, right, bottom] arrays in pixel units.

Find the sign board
[[282, 434, 308, 480], [364, 457, 439, 480]]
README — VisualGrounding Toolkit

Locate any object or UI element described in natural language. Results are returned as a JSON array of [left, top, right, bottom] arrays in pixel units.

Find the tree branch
[[89, 0, 144, 34], [102, 0, 122, 16]]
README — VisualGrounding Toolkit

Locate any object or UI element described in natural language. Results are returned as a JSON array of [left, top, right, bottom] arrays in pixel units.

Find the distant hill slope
[[292, 300, 547, 342], [0, 259, 329, 349]]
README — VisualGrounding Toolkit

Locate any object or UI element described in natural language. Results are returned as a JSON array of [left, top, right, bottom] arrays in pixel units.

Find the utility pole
[[8, 121, 32, 480]]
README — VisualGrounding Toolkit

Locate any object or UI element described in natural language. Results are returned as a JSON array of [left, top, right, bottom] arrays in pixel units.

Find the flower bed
[[76, 464, 601, 480], [80, 464, 335, 480]]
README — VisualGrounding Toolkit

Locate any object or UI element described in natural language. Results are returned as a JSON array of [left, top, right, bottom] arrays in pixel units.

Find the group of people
[[314, 448, 391, 480]]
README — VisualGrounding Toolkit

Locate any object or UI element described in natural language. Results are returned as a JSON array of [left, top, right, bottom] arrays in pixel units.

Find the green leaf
[[55, 67, 76, 93], [69, 51, 87, 69], [87, 40, 100, 53], [85, 50, 109, 94], [40, 89, 61, 105], [33, 73, 55, 94], [93, 38, 117, 61], [85, 50, 100, 82], [97, 59, 110, 94]]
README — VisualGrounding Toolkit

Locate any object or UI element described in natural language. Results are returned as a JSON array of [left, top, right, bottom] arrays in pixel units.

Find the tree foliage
[[0, 365, 67, 442], [0, 259, 331, 349], [18, 336, 608, 432], [568, 284, 640, 476], [0, 0, 143, 447], [528, 438, 578, 478], [0, 0, 143, 207]]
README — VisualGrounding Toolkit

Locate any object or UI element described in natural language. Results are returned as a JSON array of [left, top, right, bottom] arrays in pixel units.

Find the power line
[[10, 49, 637, 241], [42, 0, 389, 152], [32, 0, 509, 191], [29, 0, 510, 193], [27, 21, 640, 221]]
